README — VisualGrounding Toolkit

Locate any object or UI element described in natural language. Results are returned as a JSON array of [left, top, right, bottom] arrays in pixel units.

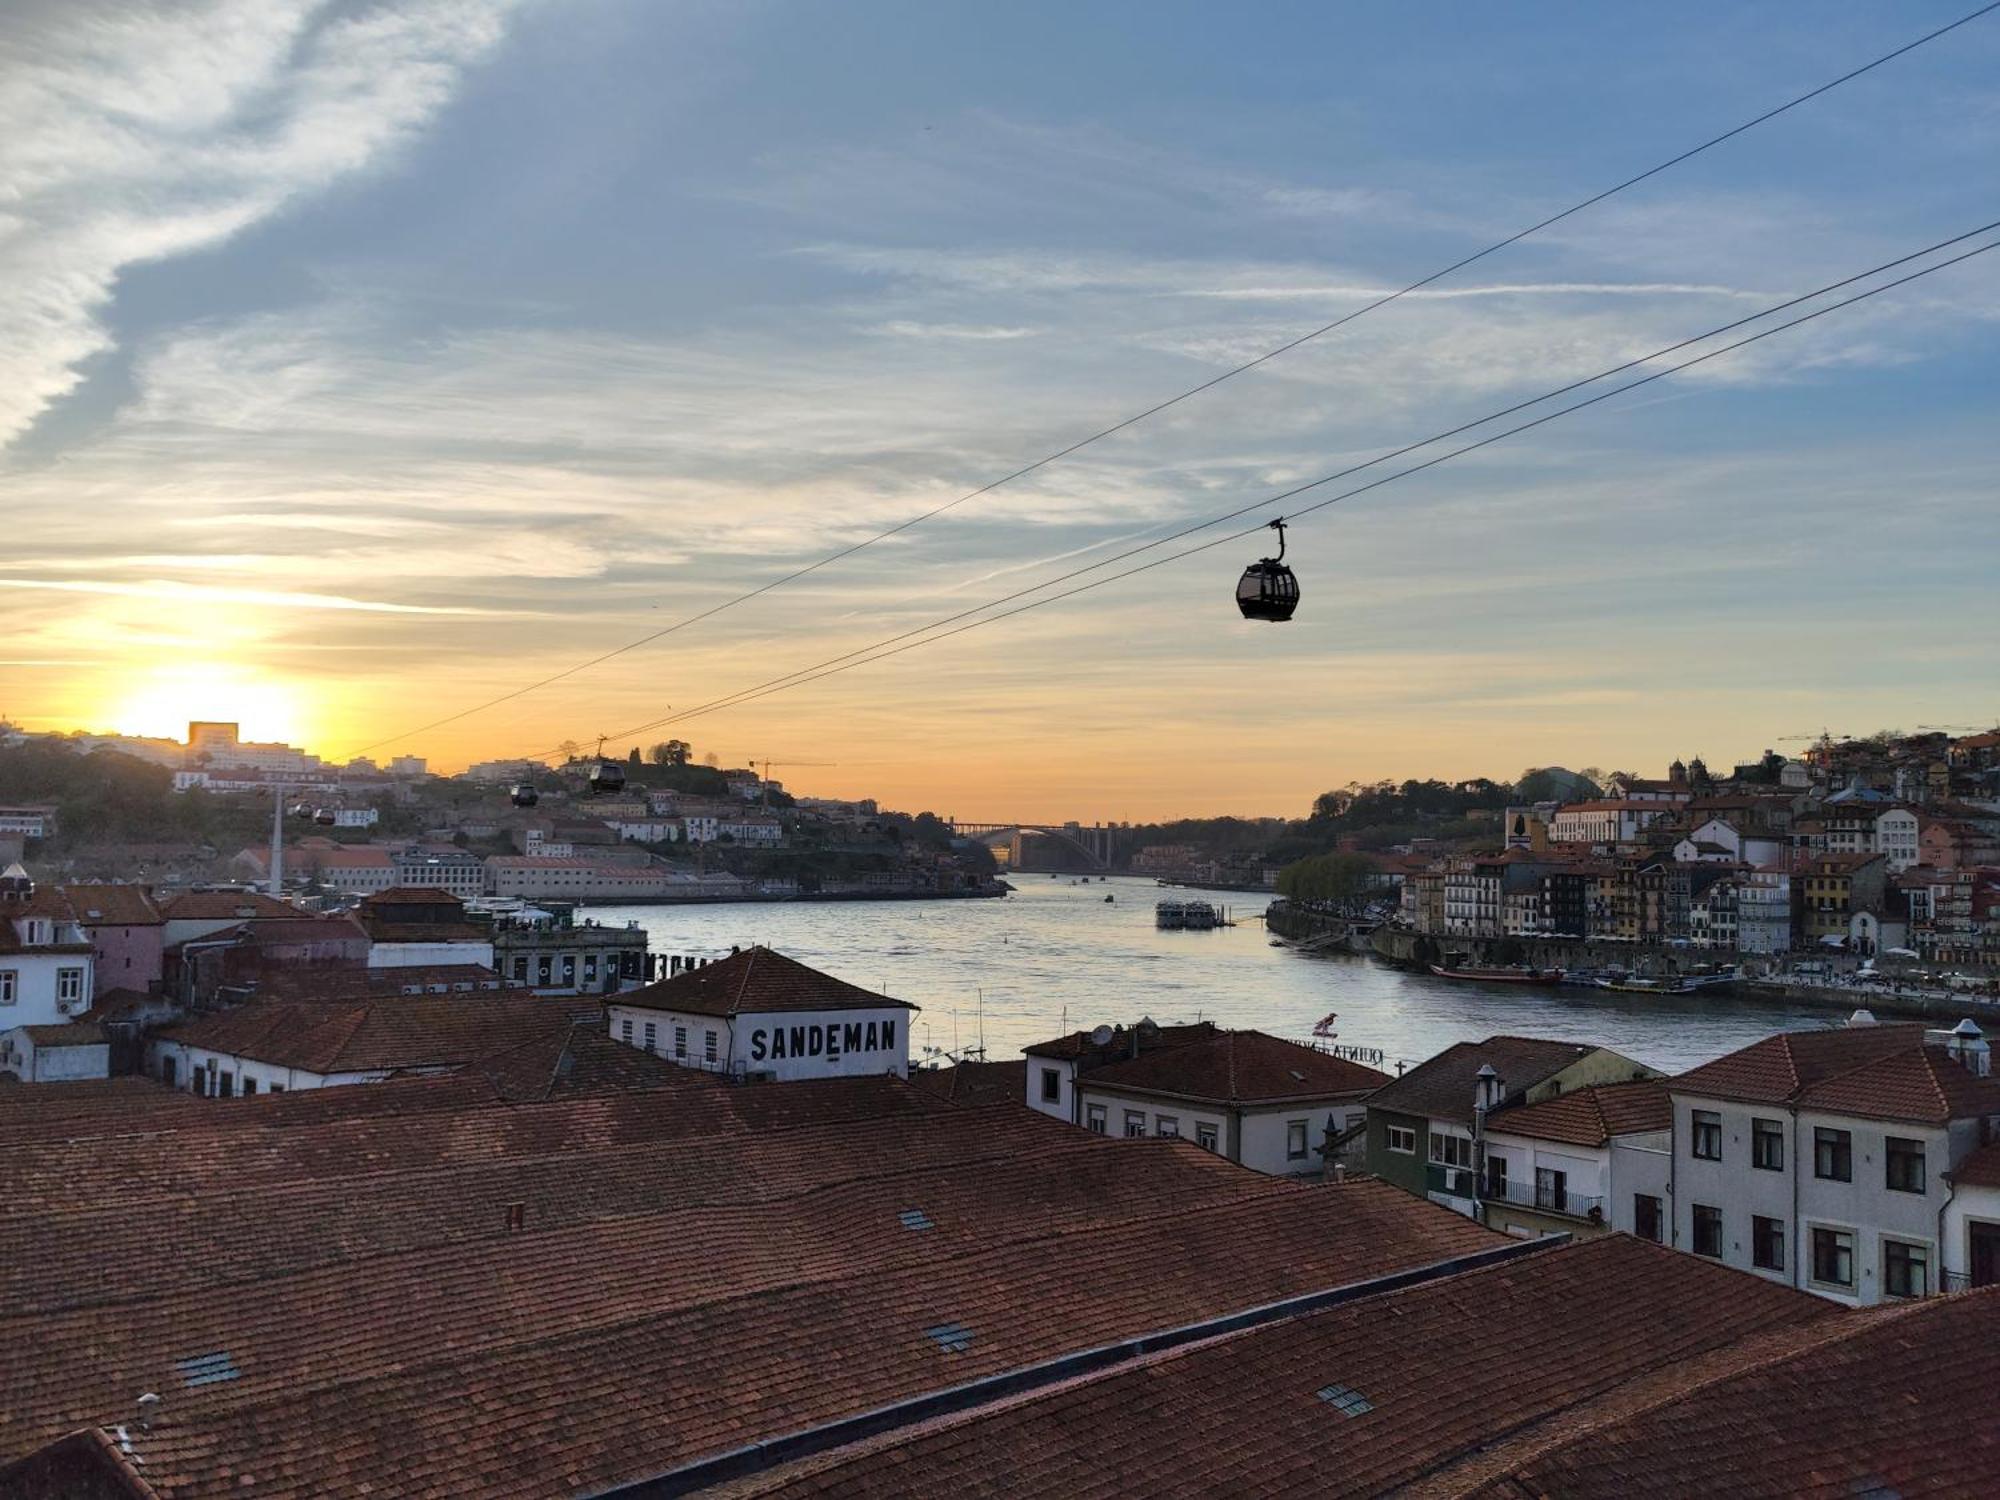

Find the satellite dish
[[1088, 1024, 1115, 1047]]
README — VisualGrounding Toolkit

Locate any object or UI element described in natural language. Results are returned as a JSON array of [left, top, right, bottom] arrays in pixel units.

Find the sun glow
[[109, 664, 310, 746]]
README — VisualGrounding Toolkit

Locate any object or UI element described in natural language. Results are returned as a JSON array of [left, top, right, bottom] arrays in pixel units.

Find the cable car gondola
[[312, 807, 338, 827], [510, 782, 540, 808], [588, 759, 626, 796], [1236, 517, 1299, 622]]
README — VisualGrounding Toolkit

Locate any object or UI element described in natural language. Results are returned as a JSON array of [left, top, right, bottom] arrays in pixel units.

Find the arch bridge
[[949, 820, 1118, 871]]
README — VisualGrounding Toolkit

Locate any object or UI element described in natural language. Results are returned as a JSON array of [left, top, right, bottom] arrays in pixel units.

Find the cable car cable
[[525, 220, 2000, 752], [337, 2, 1998, 761], [555, 226, 2000, 743]]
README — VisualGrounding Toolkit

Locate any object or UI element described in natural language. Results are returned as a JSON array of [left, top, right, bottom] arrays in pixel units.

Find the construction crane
[[754, 758, 837, 809]]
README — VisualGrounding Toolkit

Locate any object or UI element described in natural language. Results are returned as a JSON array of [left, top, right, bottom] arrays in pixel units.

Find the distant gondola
[[1236, 517, 1299, 622], [312, 807, 337, 827], [588, 760, 626, 796], [510, 783, 539, 808]]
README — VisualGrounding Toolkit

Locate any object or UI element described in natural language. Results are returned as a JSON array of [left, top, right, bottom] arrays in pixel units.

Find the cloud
[[867, 321, 1040, 340], [0, 577, 502, 615], [0, 0, 528, 448]]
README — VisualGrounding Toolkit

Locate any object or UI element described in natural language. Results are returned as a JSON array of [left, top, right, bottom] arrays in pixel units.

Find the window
[[1692, 1203, 1722, 1258], [161, 1056, 177, 1089], [1753, 1215, 1785, 1272], [1156, 1116, 1179, 1138], [242, 1078, 257, 1097], [1751, 1117, 1784, 1171], [620, 1018, 633, 1043], [1386, 1124, 1416, 1155], [1196, 1123, 1218, 1152], [1485, 1155, 1508, 1200], [1428, 1132, 1472, 1168], [1534, 1166, 1568, 1214], [217, 1072, 234, 1099], [704, 1029, 718, 1064], [1633, 1194, 1663, 1243], [643, 1021, 657, 1053], [1814, 1128, 1853, 1182], [1811, 1227, 1855, 1288], [1286, 1120, 1309, 1160], [673, 1025, 687, 1059], [1040, 1067, 1061, 1104], [1691, 1109, 1722, 1161], [0, 970, 16, 1004], [1885, 1136, 1926, 1194], [269, 1083, 284, 1094], [1124, 1111, 1146, 1139], [1883, 1238, 1929, 1298], [1085, 1103, 1106, 1135]]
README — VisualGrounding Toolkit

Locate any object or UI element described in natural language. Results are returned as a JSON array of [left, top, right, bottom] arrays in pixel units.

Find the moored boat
[[1429, 963, 1565, 985]]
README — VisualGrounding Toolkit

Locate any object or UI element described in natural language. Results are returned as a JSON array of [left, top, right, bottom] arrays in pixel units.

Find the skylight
[[924, 1322, 973, 1353], [176, 1351, 240, 1388], [898, 1209, 934, 1231], [1316, 1383, 1373, 1417]]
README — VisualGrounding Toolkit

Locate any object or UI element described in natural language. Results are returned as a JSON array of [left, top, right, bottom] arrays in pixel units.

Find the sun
[[109, 664, 309, 747]]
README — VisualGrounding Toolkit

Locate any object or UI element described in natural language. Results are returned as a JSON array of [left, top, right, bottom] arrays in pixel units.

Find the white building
[[1668, 1017, 2000, 1306], [0, 867, 101, 1081], [393, 850, 486, 901], [0, 1023, 110, 1082], [1480, 1081, 1673, 1241], [1024, 1023, 1387, 1176], [607, 946, 916, 1081], [149, 991, 569, 1096], [388, 756, 428, 777], [355, 888, 495, 970], [610, 819, 680, 844], [1548, 801, 1669, 845], [0, 806, 57, 840], [718, 816, 784, 845], [486, 857, 689, 901], [1873, 808, 1921, 873], [1734, 870, 1793, 956], [332, 807, 380, 829]]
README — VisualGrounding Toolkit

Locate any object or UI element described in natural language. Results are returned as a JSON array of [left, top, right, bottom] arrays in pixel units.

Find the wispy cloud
[[0, 0, 530, 448], [0, 578, 503, 615]]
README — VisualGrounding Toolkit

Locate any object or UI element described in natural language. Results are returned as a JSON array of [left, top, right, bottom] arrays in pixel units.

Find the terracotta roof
[[1367, 1037, 1633, 1126], [1023, 1021, 1216, 1060], [1081, 1029, 1388, 1104], [0, 1109, 1496, 1492], [910, 1060, 1026, 1107], [1794, 1042, 2000, 1125], [1472, 1286, 2000, 1498], [13, 1023, 106, 1047], [154, 992, 576, 1075], [156, 891, 301, 922], [360, 886, 464, 907], [1486, 1081, 1671, 1147], [1950, 1138, 2000, 1189], [0, 1427, 160, 1500], [719, 1235, 1831, 1500], [1670, 1023, 1940, 1112], [615, 945, 916, 1017], [55, 885, 161, 926], [245, 964, 512, 1002]]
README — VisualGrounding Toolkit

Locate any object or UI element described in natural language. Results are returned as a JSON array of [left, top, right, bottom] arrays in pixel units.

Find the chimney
[[1474, 1063, 1504, 1115], [1951, 1019, 1990, 1077]]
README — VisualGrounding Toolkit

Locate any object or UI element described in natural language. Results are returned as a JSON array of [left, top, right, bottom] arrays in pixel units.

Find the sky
[[2, 0, 1997, 821]]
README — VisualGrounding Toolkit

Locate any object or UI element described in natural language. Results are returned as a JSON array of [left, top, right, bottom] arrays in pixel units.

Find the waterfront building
[[1538, 862, 1612, 937], [485, 855, 685, 900], [1800, 852, 1889, 946], [392, 847, 486, 901], [0, 805, 57, 840], [1024, 1022, 1388, 1175], [607, 945, 917, 1080], [491, 909, 649, 995], [297, 843, 398, 894], [1735, 868, 1794, 955], [1363, 1036, 1661, 1217], [1874, 807, 1921, 871], [1667, 1017, 2000, 1306]]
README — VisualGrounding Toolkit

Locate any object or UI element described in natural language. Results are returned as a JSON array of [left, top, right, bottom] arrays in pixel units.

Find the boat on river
[[1429, 963, 1565, 985], [1596, 967, 1740, 997]]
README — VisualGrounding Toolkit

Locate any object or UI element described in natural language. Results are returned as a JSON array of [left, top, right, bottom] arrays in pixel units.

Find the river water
[[595, 875, 1843, 1075]]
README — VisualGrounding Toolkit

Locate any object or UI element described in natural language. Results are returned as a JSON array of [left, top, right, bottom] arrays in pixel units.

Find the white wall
[[1027, 1056, 1077, 1122], [367, 939, 495, 969], [606, 1003, 912, 1080], [0, 950, 94, 1029]]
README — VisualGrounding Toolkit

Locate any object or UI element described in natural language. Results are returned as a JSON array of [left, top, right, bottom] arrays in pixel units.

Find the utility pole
[[268, 782, 288, 899]]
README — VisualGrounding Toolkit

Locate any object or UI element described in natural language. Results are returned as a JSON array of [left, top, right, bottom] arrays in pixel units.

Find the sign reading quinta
[[749, 1017, 899, 1064]]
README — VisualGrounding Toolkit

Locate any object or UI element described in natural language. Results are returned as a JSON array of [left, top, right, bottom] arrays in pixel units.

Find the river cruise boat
[[1156, 899, 1221, 930], [1428, 963, 1565, 985]]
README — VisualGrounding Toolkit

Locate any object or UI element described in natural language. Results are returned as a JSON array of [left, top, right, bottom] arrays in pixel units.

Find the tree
[[1276, 851, 1379, 906], [702, 751, 719, 768], [627, 746, 641, 767]]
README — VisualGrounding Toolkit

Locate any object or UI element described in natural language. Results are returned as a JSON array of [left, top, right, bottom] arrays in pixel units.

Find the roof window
[[898, 1209, 934, 1231], [924, 1322, 973, 1354], [176, 1351, 241, 1388], [1316, 1383, 1373, 1417]]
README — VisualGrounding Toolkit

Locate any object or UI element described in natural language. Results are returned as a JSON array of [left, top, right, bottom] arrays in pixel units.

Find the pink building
[[60, 885, 165, 1001]]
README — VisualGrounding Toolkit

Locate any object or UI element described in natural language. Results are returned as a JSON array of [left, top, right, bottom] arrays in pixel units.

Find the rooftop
[[1670, 1023, 2000, 1122], [154, 991, 579, 1076], [1367, 1037, 1640, 1126], [1485, 1080, 1671, 1147], [1079, 1028, 1389, 1105], [614, 945, 916, 1017]]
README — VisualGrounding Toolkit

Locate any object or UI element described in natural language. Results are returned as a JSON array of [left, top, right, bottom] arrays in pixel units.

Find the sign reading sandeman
[[749, 1017, 899, 1064]]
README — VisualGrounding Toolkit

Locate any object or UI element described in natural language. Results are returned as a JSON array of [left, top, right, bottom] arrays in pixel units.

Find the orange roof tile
[[615, 946, 915, 1017]]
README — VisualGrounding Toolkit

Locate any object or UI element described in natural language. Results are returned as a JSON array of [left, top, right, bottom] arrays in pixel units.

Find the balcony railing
[[1483, 1176, 1606, 1222]]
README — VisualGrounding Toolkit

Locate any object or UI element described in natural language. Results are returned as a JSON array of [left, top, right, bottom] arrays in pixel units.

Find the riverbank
[[574, 883, 1009, 910]]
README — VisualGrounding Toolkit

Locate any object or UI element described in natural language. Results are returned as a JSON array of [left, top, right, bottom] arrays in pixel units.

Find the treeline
[[0, 744, 263, 851]]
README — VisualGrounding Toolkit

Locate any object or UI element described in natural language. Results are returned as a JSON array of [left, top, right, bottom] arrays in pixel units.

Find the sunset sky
[[4, 1, 1997, 820]]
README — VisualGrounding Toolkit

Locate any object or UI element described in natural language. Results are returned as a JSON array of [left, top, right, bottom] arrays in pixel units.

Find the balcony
[[1483, 1175, 1606, 1222]]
